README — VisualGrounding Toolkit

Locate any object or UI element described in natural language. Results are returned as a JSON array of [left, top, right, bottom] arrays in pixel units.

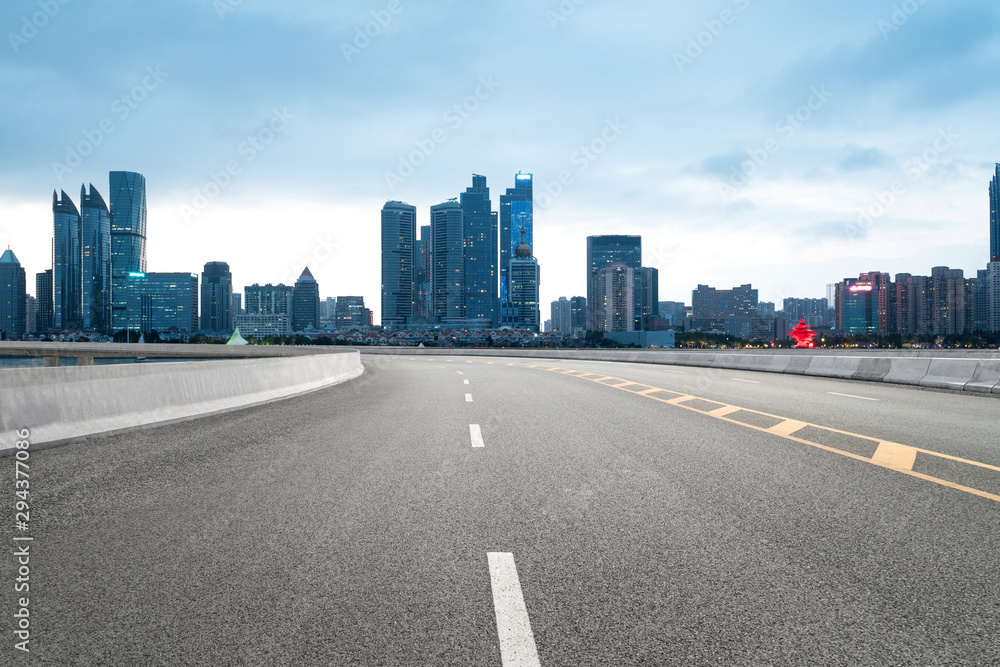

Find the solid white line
[[487, 553, 541, 667], [732, 378, 761, 384], [828, 392, 878, 401], [470, 424, 484, 448], [466, 393, 474, 402], [464, 379, 470, 385]]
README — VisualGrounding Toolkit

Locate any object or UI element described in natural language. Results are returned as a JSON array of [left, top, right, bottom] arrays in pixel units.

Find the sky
[[2, 0, 999, 324]]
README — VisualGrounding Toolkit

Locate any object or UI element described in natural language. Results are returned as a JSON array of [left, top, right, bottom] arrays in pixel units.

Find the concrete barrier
[[918, 359, 980, 390], [852, 358, 892, 382], [0, 351, 363, 454], [965, 360, 1000, 394], [882, 358, 932, 386]]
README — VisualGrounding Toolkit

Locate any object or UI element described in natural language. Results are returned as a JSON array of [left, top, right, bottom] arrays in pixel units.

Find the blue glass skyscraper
[[109, 171, 147, 331], [52, 189, 81, 330], [431, 200, 465, 320], [990, 164, 1000, 262], [381, 201, 417, 328], [586, 235, 642, 331], [499, 172, 532, 326], [460, 175, 498, 326], [80, 184, 112, 333]]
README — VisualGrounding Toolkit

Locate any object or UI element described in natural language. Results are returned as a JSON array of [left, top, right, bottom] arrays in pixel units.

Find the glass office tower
[[52, 189, 81, 330], [460, 175, 498, 326], [431, 200, 465, 320], [990, 164, 1000, 262], [499, 172, 532, 326], [80, 184, 112, 333], [292, 267, 320, 331], [201, 261, 233, 331], [380, 201, 417, 328], [109, 171, 147, 331]]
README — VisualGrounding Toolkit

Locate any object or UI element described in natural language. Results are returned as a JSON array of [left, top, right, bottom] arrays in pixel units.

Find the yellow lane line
[[516, 363, 1000, 504]]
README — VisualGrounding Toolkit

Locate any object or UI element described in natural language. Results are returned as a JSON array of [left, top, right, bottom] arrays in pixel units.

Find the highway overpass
[[2, 349, 999, 665]]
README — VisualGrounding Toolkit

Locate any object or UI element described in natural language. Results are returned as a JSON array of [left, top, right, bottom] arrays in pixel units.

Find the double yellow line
[[510, 363, 1000, 504]]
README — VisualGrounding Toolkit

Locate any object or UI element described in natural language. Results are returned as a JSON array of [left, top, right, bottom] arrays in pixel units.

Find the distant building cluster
[[3, 163, 1000, 343]]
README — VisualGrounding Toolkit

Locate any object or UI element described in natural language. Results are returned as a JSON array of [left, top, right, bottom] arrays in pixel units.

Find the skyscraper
[[109, 171, 147, 331], [52, 189, 81, 330], [0, 248, 26, 339], [597, 263, 636, 332], [381, 200, 417, 328], [79, 184, 112, 333], [990, 164, 1000, 262], [415, 225, 431, 318], [292, 267, 320, 331], [35, 270, 53, 332], [508, 231, 539, 331], [431, 200, 465, 320], [335, 296, 368, 329], [586, 235, 641, 331], [499, 172, 532, 326], [570, 296, 587, 333], [460, 175, 498, 325], [245, 283, 293, 316], [641, 267, 659, 328], [201, 261, 233, 331], [551, 297, 572, 333], [119, 272, 199, 333]]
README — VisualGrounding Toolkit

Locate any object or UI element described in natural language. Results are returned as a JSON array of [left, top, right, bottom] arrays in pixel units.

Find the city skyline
[[2, 2, 998, 325]]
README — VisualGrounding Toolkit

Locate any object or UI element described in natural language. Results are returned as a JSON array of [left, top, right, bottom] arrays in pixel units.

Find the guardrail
[[357, 347, 1000, 394], [0, 343, 364, 454]]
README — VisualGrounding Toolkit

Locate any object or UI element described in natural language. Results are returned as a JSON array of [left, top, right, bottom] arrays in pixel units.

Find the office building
[[335, 296, 368, 329], [508, 232, 540, 330], [52, 189, 81, 330], [320, 296, 336, 323], [234, 313, 291, 337], [201, 261, 233, 331], [431, 200, 465, 320], [691, 283, 758, 329], [991, 164, 1000, 262], [245, 283, 293, 316], [551, 297, 572, 333], [109, 171, 147, 331], [231, 292, 243, 318], [381, 201, 417, 328], [35, 270, 53, 331], [0, 248, 26, 339], [79, 184, 112, 333], [835, 272, 890, 334], [118, 272, 199, 333], [461, 175, 498, 326], [292, 267, 320, 331], [977, 262, 1000, 332], [783, 298, 831, 328], [586, 235, 642, 331], [657, 301, 686, 325], [641, 267, 659, 328], [499, 173, 532, 326], [25, 295, 36, 334]]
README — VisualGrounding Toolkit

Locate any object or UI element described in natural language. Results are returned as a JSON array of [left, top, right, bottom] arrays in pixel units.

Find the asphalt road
[[3, 354, 1000, 665]]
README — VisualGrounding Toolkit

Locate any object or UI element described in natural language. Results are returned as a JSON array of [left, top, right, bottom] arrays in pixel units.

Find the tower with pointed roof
[[52, 189, 82, 330], [0, 247, 27, 339], [80, 183, 112, 333], [508, 224, 540, 331], [292, 266, 320, 331]]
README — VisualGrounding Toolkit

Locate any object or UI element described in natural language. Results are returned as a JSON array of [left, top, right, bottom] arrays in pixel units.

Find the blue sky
[[2, 0, 998, 323]]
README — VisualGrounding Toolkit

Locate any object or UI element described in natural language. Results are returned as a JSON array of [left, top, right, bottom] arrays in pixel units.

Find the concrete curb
[[0, 351, 363, 454]]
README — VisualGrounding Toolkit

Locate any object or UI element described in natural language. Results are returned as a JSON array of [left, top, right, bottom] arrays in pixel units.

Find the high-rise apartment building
[[0, 248, 26, 339], [25, 295, 36, 335], [201, 261, 233, 331], [551, 297, 572, 333], [461, 175, 498, 326], [597, 263, 636, 332], [292, 267, 320, 331], [381, 201, 417, 328], [415, 225, 432, 318], [641, 267, 659, 328], [35, 270, 53, 332], [244, 283, 293, 316], [499, 173, 532, 326], [586, 235, 642, 331], [335, 296, 368, 329], [431, 200, 465, 320], [691, 283, 758, 328], [80, 184, 112, 333]]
